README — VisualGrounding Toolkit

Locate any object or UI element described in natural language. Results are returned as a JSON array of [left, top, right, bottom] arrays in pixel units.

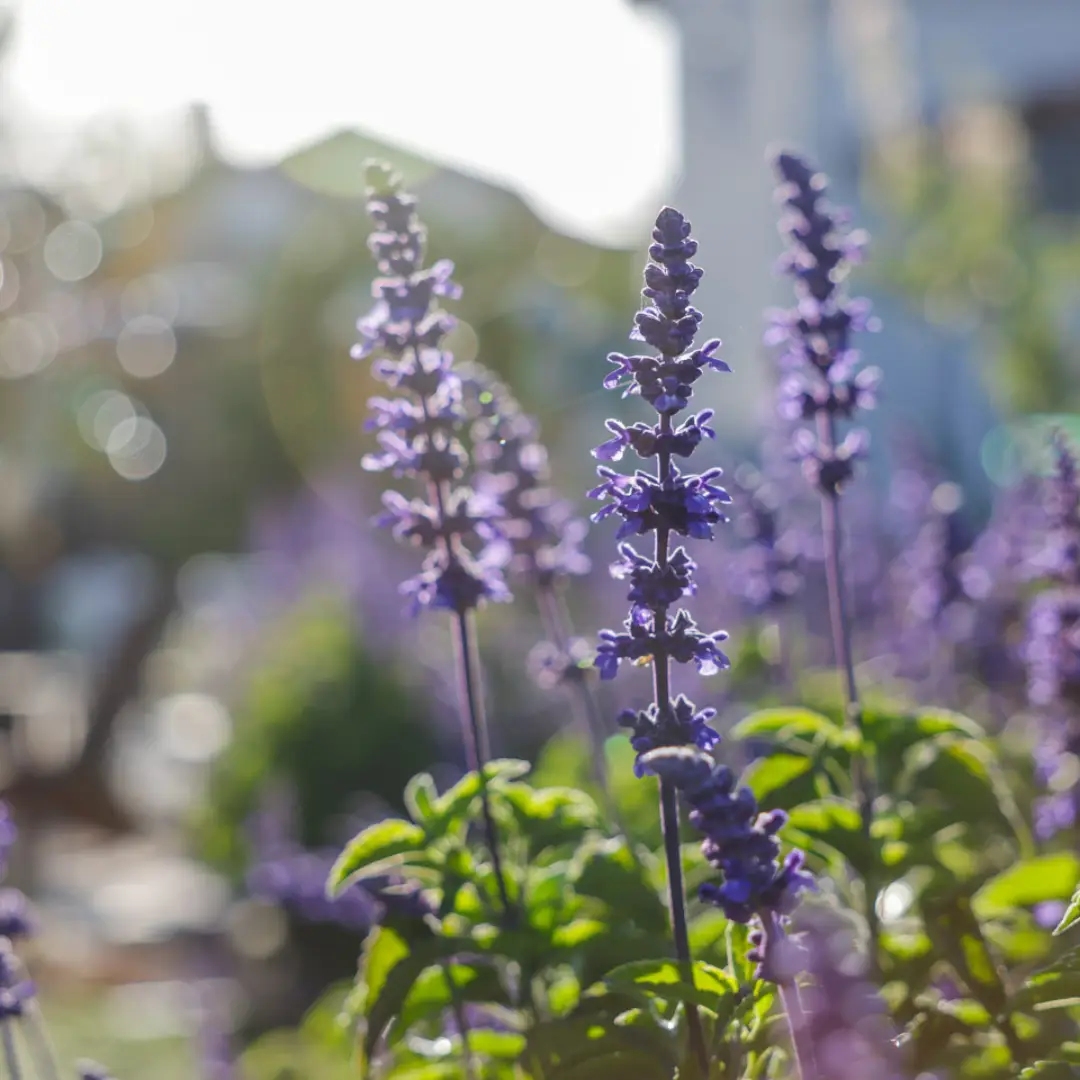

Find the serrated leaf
[[1056, 887, 1080, 936], [975, 854, 1080, 917], [327, 819, 428, 894]]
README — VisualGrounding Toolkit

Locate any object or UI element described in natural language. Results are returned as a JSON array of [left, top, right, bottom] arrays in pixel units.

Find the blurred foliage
[[871, 112, 1080, 415], [195, 599, 443, 880]]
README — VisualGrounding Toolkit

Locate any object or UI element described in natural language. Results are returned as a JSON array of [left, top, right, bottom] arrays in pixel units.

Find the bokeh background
[[2, 0, 1080, 1073]]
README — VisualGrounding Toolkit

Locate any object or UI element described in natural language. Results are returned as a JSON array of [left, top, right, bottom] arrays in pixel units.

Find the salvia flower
[[788, 905, 904, 1080], [354, 162, 509, 615], [1024, 434, 1080, 836], [725, 465, 803, 614], [768, 152, 880, 496], [460, 363, 590, 588], [590, 206, 731, 768], [640, 745, 812, 933]]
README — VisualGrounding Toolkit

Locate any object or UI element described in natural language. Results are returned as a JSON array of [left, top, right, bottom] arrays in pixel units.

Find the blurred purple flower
[[789, 905, 904, 1080], [354, 162, 509, 615], [768, 152, 880, 496]]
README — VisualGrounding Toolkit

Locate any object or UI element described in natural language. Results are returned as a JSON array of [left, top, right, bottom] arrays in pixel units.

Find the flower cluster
[[459, 363, 590, 589], [789, 906, 904, 1080], [725, 466, 804, 615], [590, 207, 731, 729], [354, 163, 508, 614], [640, 746, 812, 931], [768, 152, 881, 495], [1024, 435, 1080, 835]]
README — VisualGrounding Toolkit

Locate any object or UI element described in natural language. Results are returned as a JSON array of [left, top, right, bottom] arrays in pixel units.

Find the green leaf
[[427, 759, 531, 833], [922, 892, 1008, 1016], [388, 960, 509, 1045], [464, 1030, 526, 1060], [498, 783, 600, 855], [362, 936, 479, 1067], [899, 735, 1024, 841], [552, 919, 607, 949], [1021, 1064, 1080, 1079], [404, 773, 437, 827], [784, 797, 874, 873], [524, 995, 678, 1080], [730, 707, 845, 746], [975, 854, 1080, 917], [1014, 947, 1080, 1012], [596, 959, 739, 1016], [327, 819, 428, 894], [571, 837, 667, 934], [741, 754, 814, 805], [1056, 887, 1080, 936]]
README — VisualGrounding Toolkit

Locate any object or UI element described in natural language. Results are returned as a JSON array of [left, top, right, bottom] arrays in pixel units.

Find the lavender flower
[[726, 466, 804, 615], [588, 207, 735, 1069], [590, 206, 733, 752], [769, 150, 881, 971], [354, 163, 509, 615], [768, 152, 880, 496], [460, 363, 589, 589], [640, 746, 812, 931], [788, 906, 904, 1080], [353, 163, 512, 918], [0, 946, 33, 1019], [1024, 434, 1080, 836]]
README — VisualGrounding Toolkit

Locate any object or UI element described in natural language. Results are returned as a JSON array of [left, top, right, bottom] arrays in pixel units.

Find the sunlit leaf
[[975, 854, 1080, 917], [1056, 887, 1080, 936], [327, 819, 428, 894]]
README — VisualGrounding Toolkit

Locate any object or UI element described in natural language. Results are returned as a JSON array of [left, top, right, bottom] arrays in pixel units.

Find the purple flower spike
[[354, 163, 509, 615], [1024, 432, 1080, 837], [769, 152, 880, 496]]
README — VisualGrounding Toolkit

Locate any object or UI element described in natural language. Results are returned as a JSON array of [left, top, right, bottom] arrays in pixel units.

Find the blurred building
[[657, 0, 1080, 512]]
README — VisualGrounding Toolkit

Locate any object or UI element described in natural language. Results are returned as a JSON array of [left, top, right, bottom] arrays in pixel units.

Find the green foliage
[[311, 687, 1080, 1079], [195, 601, 443, 880], [1058, 888, 1080, 936]]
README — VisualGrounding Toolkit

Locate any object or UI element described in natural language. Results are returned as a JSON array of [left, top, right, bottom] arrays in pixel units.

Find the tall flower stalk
[[589, 207, 733, 1070], [354, 162, 512, 918], [459, 365, 612, 797], [768, 152, 882, 962]]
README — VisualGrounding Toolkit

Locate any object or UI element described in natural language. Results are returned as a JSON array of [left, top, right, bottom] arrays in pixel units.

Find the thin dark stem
[[660, 780, 708, 1073], [442, 963, 477, 1080], [815, 411, 880, 972], [453, 610, 513, 921], [651, 412, 708, 1074]]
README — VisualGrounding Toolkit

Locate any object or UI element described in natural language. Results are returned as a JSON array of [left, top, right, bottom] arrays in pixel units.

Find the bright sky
[[5, 0, 680, 245]]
